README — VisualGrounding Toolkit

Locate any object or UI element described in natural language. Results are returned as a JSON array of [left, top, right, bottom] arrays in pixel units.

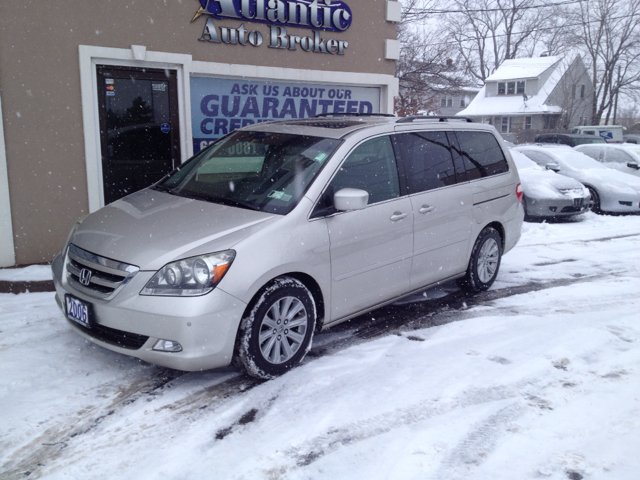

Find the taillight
[[516, 183, 524, 202]]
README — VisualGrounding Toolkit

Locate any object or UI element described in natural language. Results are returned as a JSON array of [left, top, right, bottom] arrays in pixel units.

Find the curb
[[0, 280, 56, 294]]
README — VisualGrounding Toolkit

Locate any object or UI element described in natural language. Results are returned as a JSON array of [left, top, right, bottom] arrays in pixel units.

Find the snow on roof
[[457, 56, 569, 117], [485, 56, 561, 82], [456, 85, 563, 116], [426, 84, 483, 94]]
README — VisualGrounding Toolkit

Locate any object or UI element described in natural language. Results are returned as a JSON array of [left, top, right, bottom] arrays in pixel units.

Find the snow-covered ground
[[0, 265, 52, 282], [2, 212, 640, 480]]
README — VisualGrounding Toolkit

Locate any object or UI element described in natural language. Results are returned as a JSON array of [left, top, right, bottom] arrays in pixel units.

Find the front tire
[[458, 227, 502, 292], [237, 277, 316, 379], [587, 186, 601, 214]]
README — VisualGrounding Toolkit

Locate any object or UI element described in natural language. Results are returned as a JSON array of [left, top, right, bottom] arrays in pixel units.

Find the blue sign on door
[[161, 123, 171, 133]]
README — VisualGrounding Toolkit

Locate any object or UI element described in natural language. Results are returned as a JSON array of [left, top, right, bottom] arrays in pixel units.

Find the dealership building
[[0, 0, 400, 267]]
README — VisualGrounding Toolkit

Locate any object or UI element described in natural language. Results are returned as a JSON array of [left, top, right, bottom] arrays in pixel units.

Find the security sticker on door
[[65, 295, 91, 328]]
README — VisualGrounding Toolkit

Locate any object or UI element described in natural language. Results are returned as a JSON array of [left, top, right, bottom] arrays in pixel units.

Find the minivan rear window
[[453, 131, 509, 180], [155, 131, 341, 215], [396, 131, 457, 193]]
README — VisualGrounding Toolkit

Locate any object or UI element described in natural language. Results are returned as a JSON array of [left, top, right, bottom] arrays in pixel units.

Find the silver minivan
[[52, 116, 524, 378]]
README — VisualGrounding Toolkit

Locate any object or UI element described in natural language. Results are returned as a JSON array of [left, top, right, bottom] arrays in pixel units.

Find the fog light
[[153, 339, 183, 352]]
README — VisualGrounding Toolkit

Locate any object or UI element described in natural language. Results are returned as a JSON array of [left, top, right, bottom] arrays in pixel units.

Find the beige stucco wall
[[0, 0, 397, 265]]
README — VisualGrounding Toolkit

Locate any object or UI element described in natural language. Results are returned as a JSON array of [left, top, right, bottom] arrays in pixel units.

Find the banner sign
[[190, 76, 380, 152], [192, 0, 353, 55], [193, 0, 353, 32]]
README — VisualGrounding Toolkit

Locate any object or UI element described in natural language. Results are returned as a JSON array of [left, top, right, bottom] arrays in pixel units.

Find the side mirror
[[334, 188, 369, 211], [627, 161, 640, 170], [545, 162, 561, 172]]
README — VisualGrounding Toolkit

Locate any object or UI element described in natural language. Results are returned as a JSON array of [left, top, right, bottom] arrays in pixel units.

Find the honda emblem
[[79, 268, 92, 286]]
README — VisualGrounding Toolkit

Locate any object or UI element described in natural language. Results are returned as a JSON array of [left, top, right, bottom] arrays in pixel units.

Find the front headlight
[[140, 250, 236, 297], [64, 221, 82, 255]]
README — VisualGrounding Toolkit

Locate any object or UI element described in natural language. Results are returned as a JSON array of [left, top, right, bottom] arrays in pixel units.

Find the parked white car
[[574, 143, 640, 178], [510, 149, 590, 220], [514, 144, 640, 214]]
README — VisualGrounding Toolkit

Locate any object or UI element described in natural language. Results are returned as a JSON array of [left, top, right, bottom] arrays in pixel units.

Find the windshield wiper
[[151, 184, 175, 194], [175, 191, 262, 211]]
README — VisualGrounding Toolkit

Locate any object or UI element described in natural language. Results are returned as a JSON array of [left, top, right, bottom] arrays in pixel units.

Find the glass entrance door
[[97, 66, 180, 205]]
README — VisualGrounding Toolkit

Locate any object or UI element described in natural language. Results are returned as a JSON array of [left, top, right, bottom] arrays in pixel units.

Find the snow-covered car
[[510, 149, 590, 219], [574, 143, 640, 178], [514, 144, 640, 214], [51, 116, 524, 379]]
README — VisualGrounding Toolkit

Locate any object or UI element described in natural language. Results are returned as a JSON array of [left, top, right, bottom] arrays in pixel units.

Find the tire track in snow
[[2, 369, 184, 479], [432, 402, 526, 480], [284, 382, 538, 469]]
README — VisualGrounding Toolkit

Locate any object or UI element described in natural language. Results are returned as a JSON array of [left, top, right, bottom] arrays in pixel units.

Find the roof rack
[[396, 115, 474, 123], [313, 113, 396, 118]]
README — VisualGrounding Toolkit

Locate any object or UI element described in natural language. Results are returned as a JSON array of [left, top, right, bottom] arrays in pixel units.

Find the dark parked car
[[534, 133, 606, 147]]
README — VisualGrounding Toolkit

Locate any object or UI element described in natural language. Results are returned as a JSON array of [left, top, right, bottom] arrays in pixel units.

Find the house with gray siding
[[457, 56, 593, 143]]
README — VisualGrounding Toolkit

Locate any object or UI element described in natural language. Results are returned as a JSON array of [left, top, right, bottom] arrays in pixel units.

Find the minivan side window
[[328, 135, 400, 205], [452, 131, 509, 180], [396, 131, 457, 193]]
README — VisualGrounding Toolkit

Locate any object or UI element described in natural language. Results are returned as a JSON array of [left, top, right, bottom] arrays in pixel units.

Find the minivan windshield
[[154, 131, 341, 214]]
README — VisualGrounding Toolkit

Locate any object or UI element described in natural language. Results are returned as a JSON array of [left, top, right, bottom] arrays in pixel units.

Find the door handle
[[390, 211, 408, 221], [419, 205, 436, 214]]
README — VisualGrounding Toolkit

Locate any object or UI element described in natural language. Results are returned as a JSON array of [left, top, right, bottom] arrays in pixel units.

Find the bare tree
[[443, 0, 570, 82], [573, 0, 640, 125], [395, 1, 469, 115]]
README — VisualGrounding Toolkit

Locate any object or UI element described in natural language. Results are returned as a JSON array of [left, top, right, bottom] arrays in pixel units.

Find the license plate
[[65, 295, 92, 328]]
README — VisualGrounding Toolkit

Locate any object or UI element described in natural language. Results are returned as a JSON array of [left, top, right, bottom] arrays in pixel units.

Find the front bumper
[[600, 196, 640, 213], [525, 195, 590, 218], [52, 252, 247, 371]]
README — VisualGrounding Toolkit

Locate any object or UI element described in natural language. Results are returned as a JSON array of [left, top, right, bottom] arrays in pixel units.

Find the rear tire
[[236, 277, 316, 379], [458, 227, 502, 293]]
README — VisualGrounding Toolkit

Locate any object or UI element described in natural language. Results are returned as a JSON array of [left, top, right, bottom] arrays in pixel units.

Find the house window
[[440, 96, 453, 107], [501, 117, 510, 133], [460, 97, 466, 107], [572, 84, 577, 99], [447, 96, 452, 107], [525, 116, 532, 129], [441, 96, 447, 107], [498, 81, 524, 95], [580, 84, 585, 98]]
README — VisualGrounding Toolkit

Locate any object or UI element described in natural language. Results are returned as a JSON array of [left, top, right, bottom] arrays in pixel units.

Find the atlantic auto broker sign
[[193, 0, 352, 55], [191, 77, 380, 152]]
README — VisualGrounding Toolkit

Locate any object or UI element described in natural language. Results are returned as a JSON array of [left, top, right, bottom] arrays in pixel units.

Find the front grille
[[66, 244, 139, 300], [561, 205, 584, 213], [68, 319, 149, 349], [558, 188, 585, 196]]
